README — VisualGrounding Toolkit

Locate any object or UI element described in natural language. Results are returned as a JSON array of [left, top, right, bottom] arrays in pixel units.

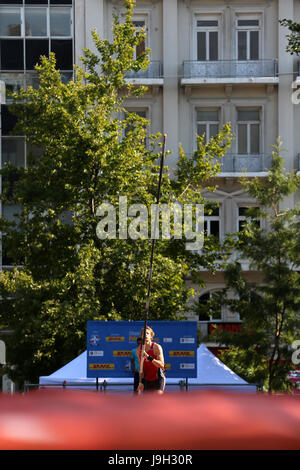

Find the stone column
[[278, 0, 294, 209]]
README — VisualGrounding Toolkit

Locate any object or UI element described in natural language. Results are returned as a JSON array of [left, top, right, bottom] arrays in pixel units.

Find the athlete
[[137, 326, 165, 394]]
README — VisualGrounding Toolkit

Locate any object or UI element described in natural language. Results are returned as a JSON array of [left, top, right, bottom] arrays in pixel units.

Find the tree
[[279, 19, 300, 55], [205, 140, 300, 392], [0, 0, 232, 386]]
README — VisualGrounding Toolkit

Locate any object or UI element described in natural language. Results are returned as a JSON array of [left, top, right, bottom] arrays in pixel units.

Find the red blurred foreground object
[[0, 389, 299, 450]]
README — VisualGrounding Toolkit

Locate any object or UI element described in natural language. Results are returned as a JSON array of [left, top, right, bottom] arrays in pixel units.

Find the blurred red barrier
[[0, 389, 299, 450]]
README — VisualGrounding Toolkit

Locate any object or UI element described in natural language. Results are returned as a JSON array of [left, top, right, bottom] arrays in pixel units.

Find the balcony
[[182, 60, 278, 85], [125, 61, 163, 86], [213, 154, 271, 176]]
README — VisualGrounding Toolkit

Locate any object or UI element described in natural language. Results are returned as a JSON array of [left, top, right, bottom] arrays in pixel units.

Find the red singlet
[[143, 342, 158, 381]]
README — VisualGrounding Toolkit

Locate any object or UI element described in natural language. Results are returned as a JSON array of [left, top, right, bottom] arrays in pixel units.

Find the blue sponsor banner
[[87, 321, 197, 378]]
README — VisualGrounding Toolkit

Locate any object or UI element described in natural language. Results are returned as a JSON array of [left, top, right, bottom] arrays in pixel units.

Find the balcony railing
[[183, 60, 278, 79], [215, 154, 272, 173], [125, 61, 162, 79]]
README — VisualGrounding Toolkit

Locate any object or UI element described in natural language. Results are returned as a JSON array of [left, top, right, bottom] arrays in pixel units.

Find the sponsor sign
[[169, 351, 195, 357], [87, 321, 197, 378]]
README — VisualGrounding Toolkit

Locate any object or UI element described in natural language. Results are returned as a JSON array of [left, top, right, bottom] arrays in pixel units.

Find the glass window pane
[[25, 8, 47, 36], [1, 104, 18, 135], [250, 30, 259, 60], [197, 110, 218, 121], [50, 0, 72, 4], [197, 20, 218, 27], [2, 204, 21, 222], [209, 31, 218, 60], [238, 124, 247, 154], [51, 39, 73, 70], [250, 124, 259, 154], [25, 39, 49, 69], [237, 109, 259, 121], [238, 31, 247, 60], [238, 20, 259, 27], [133, 21, 145, 28], [197, 31, 206, 60], [210, 221, 220, 237], [25, 0, 48, 4], [197, 124, 206, 140], [136, 38, 145, 58], [0, 8, 21, 36], [0, 1, 22, 4], [2, 138, 25, 167], [209, 124, 218, 138], [0, 39, 24, 70], [50, 7, 72, 36]]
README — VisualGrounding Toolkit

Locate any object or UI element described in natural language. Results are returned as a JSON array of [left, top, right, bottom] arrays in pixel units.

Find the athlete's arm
[[147, 343, 164, 369]]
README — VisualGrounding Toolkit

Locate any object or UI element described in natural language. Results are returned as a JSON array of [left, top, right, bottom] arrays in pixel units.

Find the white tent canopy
[[39, 343, 256, 392]]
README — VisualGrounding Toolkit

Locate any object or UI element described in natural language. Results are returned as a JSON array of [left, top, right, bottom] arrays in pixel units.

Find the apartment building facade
[[1, 0, 300, 348]]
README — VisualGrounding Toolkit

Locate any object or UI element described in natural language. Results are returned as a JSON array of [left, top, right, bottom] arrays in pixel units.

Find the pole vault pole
[[138, 134, 167, 394]]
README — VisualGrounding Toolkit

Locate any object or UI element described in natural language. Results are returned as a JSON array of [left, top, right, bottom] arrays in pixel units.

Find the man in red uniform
[[137, 326, 165, 394]]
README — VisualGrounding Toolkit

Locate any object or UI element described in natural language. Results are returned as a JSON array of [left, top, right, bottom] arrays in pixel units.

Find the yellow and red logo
[[113, 351, 132, 357], [169, 351, 195, 357], [89, 364, 115, 370], [164, 363, 171, 370], [105, 337, 125, 342]]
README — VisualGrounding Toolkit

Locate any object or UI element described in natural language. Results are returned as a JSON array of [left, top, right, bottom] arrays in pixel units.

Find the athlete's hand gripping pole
[[138, 134, 167, 395]]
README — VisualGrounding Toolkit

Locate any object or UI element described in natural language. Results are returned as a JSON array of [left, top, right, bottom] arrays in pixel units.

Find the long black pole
[[138, 134, 167, 392]]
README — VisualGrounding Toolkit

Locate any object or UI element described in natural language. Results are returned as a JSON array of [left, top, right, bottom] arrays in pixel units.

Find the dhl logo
[[105, 337, 125, 342], [129, 336, 139, 342], [89, 364, 115, 370], [113, 351, 132, 357], [169, 351, 195, 357]]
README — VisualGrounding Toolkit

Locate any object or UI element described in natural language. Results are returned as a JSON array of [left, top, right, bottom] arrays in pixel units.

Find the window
[[238, 206, 261, 232], [25, 7, 47, 36], [0, 7, 21, 36], [198, 291, 222, 321], [196, 109, 219, 143], [204, 206, 220, 239], [0, 3, 73, 71], [2, 137, 25, 167], [236, 18, 260, 60], [0, 39, 24, 70], [196, 19, 218, 61], [237, 109, 260, 155], [50, 7, 72, 36], [1, 205, 22, 266], [1, 105, 18, 135], [132, 18, 147, 59], [124, 108, 148, 145]]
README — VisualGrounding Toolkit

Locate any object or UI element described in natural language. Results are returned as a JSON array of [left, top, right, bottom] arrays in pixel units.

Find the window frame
[[236, 107, 261, 155], [194, 15, 220, 61], [237, 205, 261, 232], [0, 4, 73, 39], [235, 14, 262, 61], [196, 107, 220, 145], [198, 290, 223, 321]]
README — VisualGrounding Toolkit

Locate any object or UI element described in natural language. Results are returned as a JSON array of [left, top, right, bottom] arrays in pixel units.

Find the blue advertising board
[[87, 321, 197, 378]]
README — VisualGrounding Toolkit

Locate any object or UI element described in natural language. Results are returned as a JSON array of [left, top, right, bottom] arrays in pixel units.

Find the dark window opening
[[0, 39, 24, 70], [1, 105, 18, 136], [50, 0, 72, 4], [25, 39, 49, 70], [51, 39, 72, 70], [25, 0, 48, 4]]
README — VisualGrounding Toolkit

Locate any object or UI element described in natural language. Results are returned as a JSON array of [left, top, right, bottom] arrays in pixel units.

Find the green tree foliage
[[0, 0, 232, 386], [279, 19, 300, 55], [206, 140, 300, 392]]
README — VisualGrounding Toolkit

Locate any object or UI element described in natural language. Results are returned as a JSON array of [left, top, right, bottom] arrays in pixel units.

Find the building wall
[[1, 0, 300, 341]]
